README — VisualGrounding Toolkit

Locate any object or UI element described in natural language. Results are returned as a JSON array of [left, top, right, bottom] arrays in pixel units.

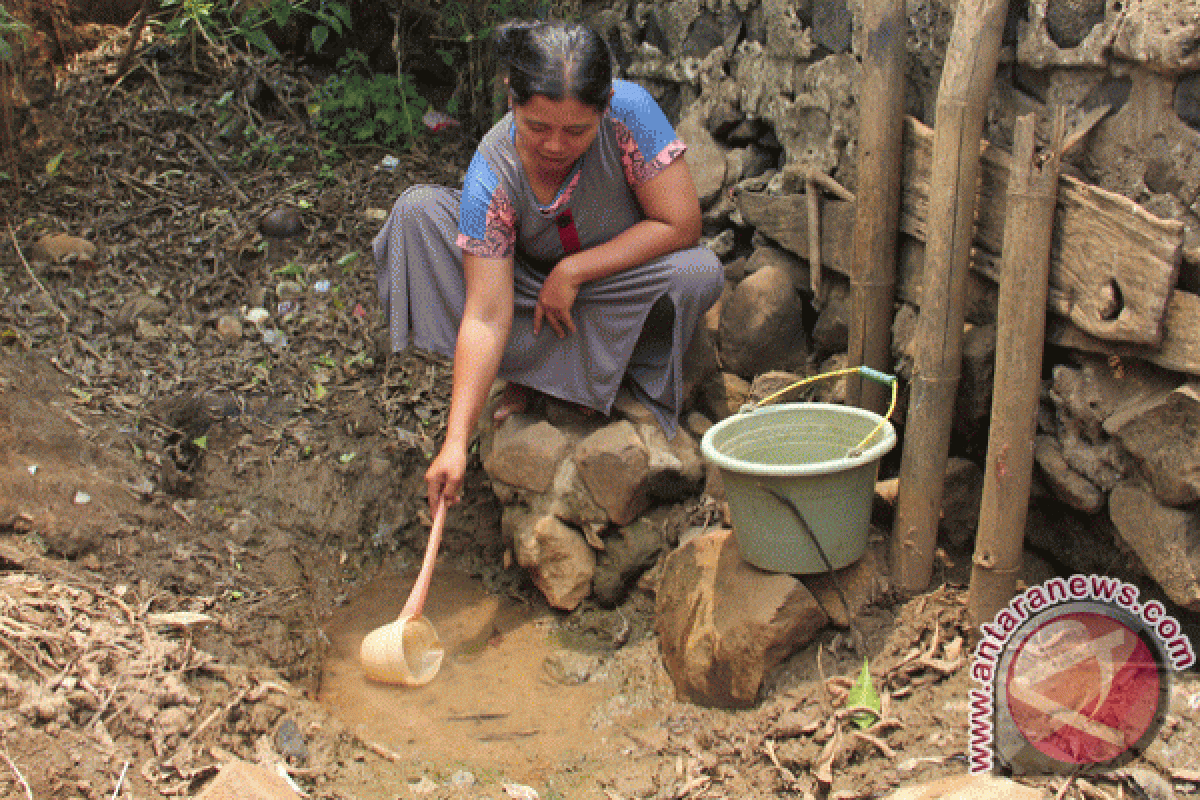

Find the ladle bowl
[[359, 499, 447, 686]]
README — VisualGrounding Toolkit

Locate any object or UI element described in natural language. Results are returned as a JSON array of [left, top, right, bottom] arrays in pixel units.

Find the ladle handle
[[400, 498, 446, 619]]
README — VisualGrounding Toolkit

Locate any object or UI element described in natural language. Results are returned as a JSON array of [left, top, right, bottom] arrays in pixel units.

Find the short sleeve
[[456, 150, 517, 258], [607, 80, 688, 188]]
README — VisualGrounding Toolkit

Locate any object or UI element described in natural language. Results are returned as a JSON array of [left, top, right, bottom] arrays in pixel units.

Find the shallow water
[[318, 566, 615, 778]]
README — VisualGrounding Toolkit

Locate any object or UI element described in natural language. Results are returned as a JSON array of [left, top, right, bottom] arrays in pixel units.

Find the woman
[[373, 20, 724, 511]]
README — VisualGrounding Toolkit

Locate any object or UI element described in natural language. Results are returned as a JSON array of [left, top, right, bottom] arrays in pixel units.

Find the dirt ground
[[2, 16, 1200, 800]]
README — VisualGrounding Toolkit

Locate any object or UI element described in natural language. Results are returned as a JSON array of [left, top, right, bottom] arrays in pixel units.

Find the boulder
[[811, 277, 851, 359], [1033, 435, 1106, 514], [505, 509, 595, 611], [1109, 484, 1200, 610], [701, 371, 752, 420], [677, 112, 728, 208], [718, 264, 810, 378], [656, 529, 828, 708], [639, 423, 705, 501], [575, 420, 651, 526], [1109, 384, 1200, 506], [483, 418, 570, 493], [1112, 0, 1200, 73], [800, 540, 888, 627], [592, 518, 667, 607]]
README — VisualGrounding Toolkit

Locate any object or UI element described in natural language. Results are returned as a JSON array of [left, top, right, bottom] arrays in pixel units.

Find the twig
[[185, 687, 248, 746], [1054, 774, 1077, 800], [115, 0, 155, 78], [111, 760, 130, 800], [183, 132, 250, 204], [0, 632, 49, 680], [9, 223, 70, 332], [1, 747, 33, 800]]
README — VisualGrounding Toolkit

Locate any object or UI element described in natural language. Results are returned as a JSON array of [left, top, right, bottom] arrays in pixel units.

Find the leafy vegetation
[[312, 50, 429, 149], [158, 0, 351, 62]]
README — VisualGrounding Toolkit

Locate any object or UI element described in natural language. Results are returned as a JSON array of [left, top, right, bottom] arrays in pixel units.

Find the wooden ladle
[[359, 499, 447, 686]]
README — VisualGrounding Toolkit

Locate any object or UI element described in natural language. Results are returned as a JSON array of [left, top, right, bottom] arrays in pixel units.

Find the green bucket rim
[[700, 402, 898, 478]]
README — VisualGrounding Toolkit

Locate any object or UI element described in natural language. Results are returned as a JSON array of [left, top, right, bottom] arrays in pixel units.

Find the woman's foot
[[492, 383, 531, 422]]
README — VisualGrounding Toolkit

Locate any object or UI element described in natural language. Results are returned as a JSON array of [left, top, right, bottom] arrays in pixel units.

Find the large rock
[[1109, 384, 1200, 507], [887, 774, 1048, 800], [656, 529, 829, 708], [700, 371, 752, 420], [505, 509, 596, 611], [718, 264, 810, 378], [640, 423, 705, 500], [483, 418, 570, 493], [592, 518, 667, 607], [1112, 0, 1200, 73], [800, 540, 888, 627], [575, 420, 651, 526], [677, 112, 728, 208], [1109, 484, 1200, 610], [1034, 436, 1106, 513]]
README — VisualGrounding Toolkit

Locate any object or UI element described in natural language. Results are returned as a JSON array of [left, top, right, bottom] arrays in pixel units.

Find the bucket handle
[[742, 366, 899, 457]]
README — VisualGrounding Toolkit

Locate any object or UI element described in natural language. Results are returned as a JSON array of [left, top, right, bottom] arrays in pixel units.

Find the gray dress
[[373, 80, 724, 434]]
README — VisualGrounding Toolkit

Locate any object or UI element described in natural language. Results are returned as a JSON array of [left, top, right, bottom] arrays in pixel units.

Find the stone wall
[[555, 0, 1200, 614]]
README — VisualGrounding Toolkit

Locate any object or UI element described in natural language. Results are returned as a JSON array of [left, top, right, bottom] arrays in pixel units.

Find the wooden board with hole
[[1047, 288, 1200, 376], [734, 116, 1185, 346], [903, 117, 1183, 345]]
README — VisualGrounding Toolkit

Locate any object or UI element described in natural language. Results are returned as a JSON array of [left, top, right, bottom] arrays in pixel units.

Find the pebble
[[259, 206, 303, 238], [450, 770, 475, 788], [216, 314, 243, 341]]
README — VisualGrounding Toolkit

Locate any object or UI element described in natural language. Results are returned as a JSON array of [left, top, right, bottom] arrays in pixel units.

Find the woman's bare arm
[[425, 252, 514, 507]]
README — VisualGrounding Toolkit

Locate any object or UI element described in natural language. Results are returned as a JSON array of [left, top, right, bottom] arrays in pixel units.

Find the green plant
[[160, 0, 351, 63], [312, 50, 429, 149], [0, 6, 28, 167]]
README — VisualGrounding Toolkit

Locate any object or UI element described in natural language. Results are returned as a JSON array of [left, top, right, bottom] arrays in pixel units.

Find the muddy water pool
[[318, 566, 667, 781]]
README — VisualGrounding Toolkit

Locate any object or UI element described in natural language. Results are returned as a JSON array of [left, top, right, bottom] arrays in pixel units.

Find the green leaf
[[274, 262, 305, 276], [312, 382, 327, 401], [269, 0, 291, 28], [846, 658, 881, 729], [192, 435, 209, 450], [244, 28, 280, 58], [70, 388, 92, 402], [45, 152, 63, 176], [338, 452, 356, 464], [336, 251, 359, 267], [310, 24, 329, 53]]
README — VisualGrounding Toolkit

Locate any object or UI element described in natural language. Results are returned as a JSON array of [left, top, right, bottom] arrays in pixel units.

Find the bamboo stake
[[846, 0, 907, 413], [968, 111, 1063, 628], [890, 0, 1010, 594]]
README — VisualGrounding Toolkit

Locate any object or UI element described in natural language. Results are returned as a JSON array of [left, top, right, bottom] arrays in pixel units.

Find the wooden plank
[[1047, 288, 1200, 377], [733, 118, 1185, 346], [903, 116, 1183, 345]]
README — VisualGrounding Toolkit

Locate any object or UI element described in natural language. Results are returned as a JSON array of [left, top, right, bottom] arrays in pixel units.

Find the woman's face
[[511, 93, 606, 174]]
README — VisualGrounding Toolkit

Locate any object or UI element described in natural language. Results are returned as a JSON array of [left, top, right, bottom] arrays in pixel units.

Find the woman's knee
[[390, 185, 456, 228]]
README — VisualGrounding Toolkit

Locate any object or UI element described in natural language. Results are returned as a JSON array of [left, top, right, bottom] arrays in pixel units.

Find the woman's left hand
[[534, 260, 580, 338]]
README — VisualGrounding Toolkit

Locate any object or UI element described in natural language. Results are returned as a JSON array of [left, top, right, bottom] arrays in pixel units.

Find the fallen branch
[[1, 747, 33, 800], [9, 224, 70, 332], [183, 132, 250, 205]]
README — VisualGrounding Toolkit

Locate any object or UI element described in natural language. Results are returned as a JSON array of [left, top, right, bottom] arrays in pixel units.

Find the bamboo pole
[[968, 111, 1063, 628], [845, 0, 907, 414], [890, 0, 1010, 594]]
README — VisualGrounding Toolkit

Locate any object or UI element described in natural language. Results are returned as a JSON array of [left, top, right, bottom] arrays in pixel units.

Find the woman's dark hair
[[494, 20, 613, 112]]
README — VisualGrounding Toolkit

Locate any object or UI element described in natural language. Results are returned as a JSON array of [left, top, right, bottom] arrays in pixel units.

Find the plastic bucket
[[700, 402, 897, 574]]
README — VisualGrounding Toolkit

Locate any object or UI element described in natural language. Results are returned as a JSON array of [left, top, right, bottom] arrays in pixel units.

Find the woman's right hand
[[425, 443, 468, 511]]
